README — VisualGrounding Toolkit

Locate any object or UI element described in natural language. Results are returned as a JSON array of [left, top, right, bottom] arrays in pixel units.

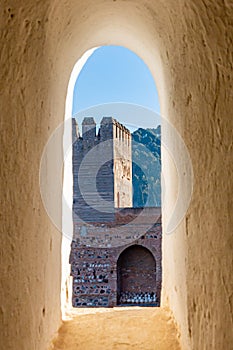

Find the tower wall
[[72, 117, 132, 223], [72, 117, 114, 222], [113, 121, 132, 208]]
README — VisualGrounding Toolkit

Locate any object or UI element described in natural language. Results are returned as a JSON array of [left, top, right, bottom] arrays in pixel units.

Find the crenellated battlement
[[72, 116, 131, 145]]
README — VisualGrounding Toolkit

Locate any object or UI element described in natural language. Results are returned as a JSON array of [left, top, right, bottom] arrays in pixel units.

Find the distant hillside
[[132, 126, 161, 207]]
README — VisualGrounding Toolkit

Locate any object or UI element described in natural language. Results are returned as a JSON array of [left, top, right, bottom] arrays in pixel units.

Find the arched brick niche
[[117, 245, 157, 306]]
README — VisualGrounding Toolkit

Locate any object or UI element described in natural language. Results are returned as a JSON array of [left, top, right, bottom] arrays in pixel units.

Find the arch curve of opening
[[117, 243, 156, 262]]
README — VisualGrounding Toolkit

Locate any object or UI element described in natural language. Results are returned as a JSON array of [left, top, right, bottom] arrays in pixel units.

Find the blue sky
[[72, 46, 160, 130]]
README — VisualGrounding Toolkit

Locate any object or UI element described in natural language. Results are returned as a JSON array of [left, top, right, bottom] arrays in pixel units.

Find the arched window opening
[[62, 45, 162, 310]]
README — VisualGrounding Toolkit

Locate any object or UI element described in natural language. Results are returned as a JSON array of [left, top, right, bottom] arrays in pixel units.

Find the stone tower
[[72, 116, 132, 223]]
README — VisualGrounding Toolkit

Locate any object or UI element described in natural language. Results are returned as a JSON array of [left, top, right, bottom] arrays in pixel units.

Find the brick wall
[[70, 215, 162, 307]]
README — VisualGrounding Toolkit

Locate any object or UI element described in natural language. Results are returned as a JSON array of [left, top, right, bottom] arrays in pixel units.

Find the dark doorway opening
[[117, 245, 158, 306]]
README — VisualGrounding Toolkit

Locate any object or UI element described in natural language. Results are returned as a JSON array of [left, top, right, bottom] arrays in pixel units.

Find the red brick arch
[[117, 244, 157, 305]]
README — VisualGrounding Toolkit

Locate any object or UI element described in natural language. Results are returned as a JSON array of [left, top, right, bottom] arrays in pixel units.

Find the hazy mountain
[[132, 125, 161, 207]]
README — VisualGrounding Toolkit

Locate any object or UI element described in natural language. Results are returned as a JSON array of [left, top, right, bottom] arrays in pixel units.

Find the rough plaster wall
[[160, 2, 233, 349], [1, 1, 232, 350], [0, 1, 62, 349]]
